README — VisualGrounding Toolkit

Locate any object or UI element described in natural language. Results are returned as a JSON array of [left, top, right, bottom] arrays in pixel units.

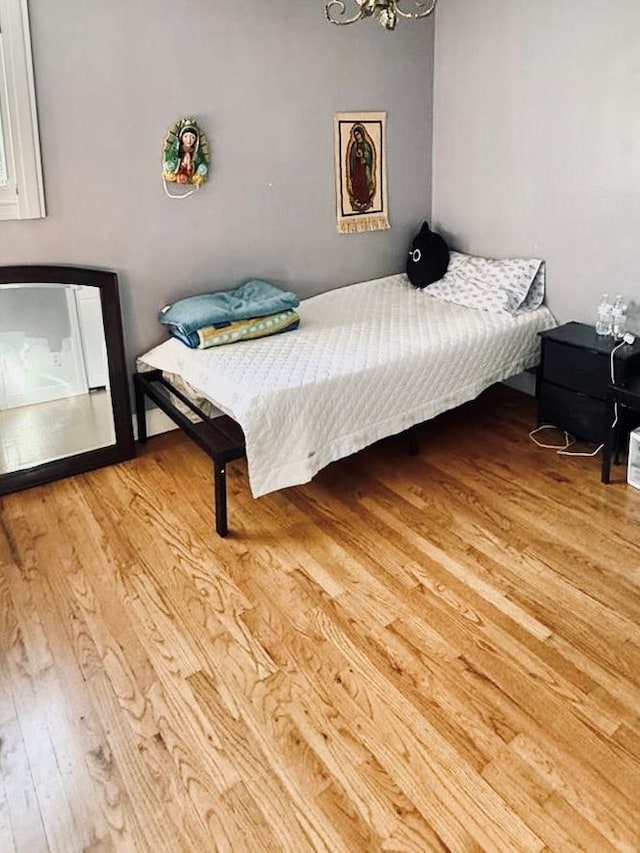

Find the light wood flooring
[[0, 390, 115, 475], [1, 385, 639, 852]]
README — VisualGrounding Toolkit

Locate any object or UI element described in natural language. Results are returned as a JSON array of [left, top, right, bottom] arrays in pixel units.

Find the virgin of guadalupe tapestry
[[333, 111, 389, 234]]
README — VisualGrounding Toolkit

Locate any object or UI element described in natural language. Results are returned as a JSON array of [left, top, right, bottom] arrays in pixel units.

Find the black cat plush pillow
[[406, 221, 450, 288]]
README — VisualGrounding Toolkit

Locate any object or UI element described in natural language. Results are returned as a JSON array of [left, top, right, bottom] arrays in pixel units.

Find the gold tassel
[[337, 214, 390, 234]]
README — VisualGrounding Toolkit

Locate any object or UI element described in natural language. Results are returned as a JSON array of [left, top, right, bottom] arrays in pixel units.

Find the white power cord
[[558, 440, 603, 458], [528, 424, 602, 457], [602, 335, 635, 446], [529, 424, 574, 451], [530, 333, 636, 457]]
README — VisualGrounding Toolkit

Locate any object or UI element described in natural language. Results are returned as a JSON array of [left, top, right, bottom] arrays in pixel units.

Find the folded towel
[[159, 279, 299, 336], [170, 309, 300, 349]]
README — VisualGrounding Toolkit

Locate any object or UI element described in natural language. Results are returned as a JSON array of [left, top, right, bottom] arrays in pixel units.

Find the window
[[0, 0, 45, 220], [0, 109, 7, 185]]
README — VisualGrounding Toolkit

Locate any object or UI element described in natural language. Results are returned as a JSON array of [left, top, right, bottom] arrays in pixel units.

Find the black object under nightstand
[[537, 322, 640, 445]]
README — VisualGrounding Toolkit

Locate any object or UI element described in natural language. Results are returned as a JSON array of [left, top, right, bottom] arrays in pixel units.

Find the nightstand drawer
[[542, 340, 609, 399], [538, 380, 608, 444]]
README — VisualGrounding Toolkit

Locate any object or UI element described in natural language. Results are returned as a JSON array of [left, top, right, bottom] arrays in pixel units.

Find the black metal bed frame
[[134, 370, 246, 537], [134, 369, 420, 537]]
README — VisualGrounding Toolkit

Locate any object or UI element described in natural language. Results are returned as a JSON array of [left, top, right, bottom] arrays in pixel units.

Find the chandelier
[[325, 0, 437, 30]]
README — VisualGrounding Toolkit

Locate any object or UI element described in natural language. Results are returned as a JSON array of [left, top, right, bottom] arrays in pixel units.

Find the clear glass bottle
[[612, 294, 627, 340], [595, 293, 613, 336]]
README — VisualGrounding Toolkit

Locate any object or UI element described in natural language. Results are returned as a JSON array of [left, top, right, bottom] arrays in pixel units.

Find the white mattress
[[138, 274, 556, 497]]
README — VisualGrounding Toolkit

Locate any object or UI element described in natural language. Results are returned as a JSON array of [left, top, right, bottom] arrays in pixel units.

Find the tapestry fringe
[[337, 215, 390, 235]]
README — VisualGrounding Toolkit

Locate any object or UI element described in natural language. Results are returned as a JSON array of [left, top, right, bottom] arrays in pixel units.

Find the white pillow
[[427, 251, 545, 315]]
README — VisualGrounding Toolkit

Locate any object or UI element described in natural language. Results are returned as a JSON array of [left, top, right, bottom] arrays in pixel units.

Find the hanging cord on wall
[[162, 176, 200, 200], [529, 338, 631, 457]]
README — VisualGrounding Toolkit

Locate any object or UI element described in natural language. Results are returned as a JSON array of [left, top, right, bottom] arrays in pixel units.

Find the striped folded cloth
[[170, 309, 300, 349]]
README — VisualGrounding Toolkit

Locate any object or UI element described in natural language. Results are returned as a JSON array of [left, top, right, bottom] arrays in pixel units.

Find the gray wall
[[432, 0, 640, 327], [1, 0, 435, 364]]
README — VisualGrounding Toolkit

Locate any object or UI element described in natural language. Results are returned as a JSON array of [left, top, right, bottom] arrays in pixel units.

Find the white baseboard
[[133, 407, 179, 441]]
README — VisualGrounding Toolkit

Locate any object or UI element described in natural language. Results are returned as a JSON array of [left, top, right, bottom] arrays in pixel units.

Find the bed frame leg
[[214, 462, 229, 537], [134, 374, 148, 444], [408, 425, 419, 457]]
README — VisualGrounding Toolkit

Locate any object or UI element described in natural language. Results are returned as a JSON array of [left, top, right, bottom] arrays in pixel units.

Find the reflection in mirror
[[0, 283, 115, 472], [0, 266, 135, 495]]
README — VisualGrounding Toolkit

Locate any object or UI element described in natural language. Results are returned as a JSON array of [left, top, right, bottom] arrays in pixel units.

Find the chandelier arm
[[325, 1, 367, 26], [394, 0, 438, 20]]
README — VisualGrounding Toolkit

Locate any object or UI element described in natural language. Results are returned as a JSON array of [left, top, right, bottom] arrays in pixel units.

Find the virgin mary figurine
[[163, 118, 211, 186]]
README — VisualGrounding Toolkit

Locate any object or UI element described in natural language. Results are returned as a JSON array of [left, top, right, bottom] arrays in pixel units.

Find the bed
[[135, 269, 556, 536]]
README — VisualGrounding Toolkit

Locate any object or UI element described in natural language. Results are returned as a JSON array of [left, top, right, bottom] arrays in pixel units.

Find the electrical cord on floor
[[530, 334, 636, 457], [557, 440, 604, 458], [528, 424, 603, 456], [529, 424, 575, 451]]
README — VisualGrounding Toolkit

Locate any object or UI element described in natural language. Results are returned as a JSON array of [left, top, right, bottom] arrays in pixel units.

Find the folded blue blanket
[[159, 279, 299, 336], [170, 310, 300, 349]]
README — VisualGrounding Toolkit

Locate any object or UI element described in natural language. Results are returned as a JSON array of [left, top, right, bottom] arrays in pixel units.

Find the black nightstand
[[602, 374, 640, 482], [537, 322, 640, 444]]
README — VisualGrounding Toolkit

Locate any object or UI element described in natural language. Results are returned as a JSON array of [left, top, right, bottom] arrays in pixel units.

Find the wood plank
[[309, 605, 545, 853], [480, 745, 608, 853], [357, 493, 633, 740], [0, 513, 17, 567], [0, 718, 48, 853], [0, 578, 17, 728], [241, 594, 517, 851], [2, 591, 96, 852], [188, 668, 351, 852], [2, 488, 165, 851], [0, 778, 17, 853], [292, 683, 451, 851], [85, 666, 202, 853], [0, 386, 639, 851], [511, 733, 638, 850]]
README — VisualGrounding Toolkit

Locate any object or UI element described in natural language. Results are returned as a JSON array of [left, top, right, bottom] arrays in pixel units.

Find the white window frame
[[0, 0, 45, 220]]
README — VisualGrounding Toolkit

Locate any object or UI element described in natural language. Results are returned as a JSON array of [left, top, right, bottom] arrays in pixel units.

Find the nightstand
[[602, 374, 640, 482], [537, 322, 640, 444]]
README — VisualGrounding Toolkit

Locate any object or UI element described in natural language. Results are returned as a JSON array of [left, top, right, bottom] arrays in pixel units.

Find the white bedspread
[[138, 274, 556, 497]]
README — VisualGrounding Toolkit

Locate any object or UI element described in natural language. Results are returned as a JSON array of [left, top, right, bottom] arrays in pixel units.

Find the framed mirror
[[0, 265, 135, 495]]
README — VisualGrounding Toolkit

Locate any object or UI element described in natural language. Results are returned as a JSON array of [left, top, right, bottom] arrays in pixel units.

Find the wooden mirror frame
[[0, 265, 135, 495]]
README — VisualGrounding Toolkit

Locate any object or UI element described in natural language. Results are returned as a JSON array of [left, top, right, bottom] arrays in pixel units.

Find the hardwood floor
[[0, 390, 116, 475], [1, 385, 639, 852]]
